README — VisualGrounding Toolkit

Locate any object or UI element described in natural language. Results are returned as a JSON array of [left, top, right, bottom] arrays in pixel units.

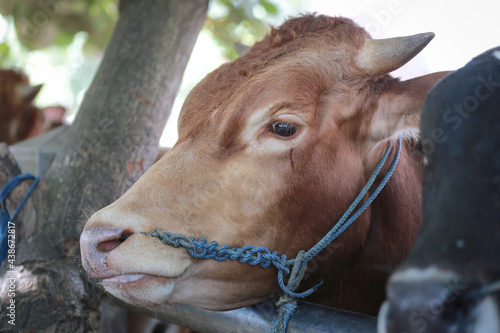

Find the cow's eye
[[270, 121, 297, 137]]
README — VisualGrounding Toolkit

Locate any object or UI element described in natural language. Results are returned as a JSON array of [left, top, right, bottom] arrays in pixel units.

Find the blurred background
[[1, 0, 499, 147]]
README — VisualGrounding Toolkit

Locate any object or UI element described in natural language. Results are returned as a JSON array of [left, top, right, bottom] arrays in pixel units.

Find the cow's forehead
[[178, 15, 370, 144]]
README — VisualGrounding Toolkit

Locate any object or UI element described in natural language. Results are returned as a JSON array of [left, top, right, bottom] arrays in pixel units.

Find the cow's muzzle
[[80, 227, 133, 279], [378, 269, 500, 333]]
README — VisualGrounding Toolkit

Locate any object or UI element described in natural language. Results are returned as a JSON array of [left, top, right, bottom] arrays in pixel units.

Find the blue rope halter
[[144, 137, 402, 332], [0, 173, 40, 263]]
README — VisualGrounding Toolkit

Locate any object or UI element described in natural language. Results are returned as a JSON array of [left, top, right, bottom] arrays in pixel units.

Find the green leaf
[[259, 0, 278, 15], [0, 40, 8, 51], [0, 42, 11, 67], [54, 30, 75, 46]]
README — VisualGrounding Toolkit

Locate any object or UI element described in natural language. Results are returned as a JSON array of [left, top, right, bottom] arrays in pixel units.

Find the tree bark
[[0, 0, 208, 331]]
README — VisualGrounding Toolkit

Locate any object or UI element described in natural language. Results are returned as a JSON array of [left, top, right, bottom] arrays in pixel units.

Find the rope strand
[[0, 173, 40, 263]]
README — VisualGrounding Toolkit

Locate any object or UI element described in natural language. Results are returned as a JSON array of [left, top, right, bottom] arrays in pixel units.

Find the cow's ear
[[370, 72, 450, 141], [19, 84, 42, 103]]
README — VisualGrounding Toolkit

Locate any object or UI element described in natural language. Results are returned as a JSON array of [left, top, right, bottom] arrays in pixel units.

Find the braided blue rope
[[0, 173, 40, 263], [144, 137, 402, 332], [148, 230, 292, 273]]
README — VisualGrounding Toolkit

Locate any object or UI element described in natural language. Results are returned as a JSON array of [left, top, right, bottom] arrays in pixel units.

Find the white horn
[[357, 32, 435, 75]]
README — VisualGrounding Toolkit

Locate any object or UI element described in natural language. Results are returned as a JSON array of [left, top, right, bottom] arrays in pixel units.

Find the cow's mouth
[[102, 273, 147, 283], [102, 273, 174, 285]]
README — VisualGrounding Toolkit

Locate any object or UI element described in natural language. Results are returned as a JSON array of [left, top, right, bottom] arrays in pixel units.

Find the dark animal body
[[379, 46, 500, 333]]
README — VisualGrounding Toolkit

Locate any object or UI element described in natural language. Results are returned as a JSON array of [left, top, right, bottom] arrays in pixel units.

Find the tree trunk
[[0, 0, 208, 331]]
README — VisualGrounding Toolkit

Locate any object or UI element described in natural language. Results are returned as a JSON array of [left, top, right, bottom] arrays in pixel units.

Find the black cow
[[378, 46, 500, 333]]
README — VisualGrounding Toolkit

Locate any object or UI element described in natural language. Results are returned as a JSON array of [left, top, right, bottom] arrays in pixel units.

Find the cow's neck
[[305, 141, 423, 315]]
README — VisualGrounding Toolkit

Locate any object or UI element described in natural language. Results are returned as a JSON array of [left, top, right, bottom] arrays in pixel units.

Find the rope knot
[[270, 295, 298, 333], [277, 250, 323, 299], [275, 294, 295, 309], [272, 250, 320, 333]]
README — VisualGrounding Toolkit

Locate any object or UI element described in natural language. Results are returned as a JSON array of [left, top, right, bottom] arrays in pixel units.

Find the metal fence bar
[[114, 298, 377, 332]]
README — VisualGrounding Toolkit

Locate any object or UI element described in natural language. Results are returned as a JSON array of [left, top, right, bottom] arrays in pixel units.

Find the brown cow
[[0, 69, 65, 145], [80, 15, 449, 316]]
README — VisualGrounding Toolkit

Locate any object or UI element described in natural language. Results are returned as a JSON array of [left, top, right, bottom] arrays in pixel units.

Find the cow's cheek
[[167, 261, 279, 310]]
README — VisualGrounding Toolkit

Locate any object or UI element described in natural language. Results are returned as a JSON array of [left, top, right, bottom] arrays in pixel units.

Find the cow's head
[[80, 15, 447, 312], [0, 69, 44, 145]]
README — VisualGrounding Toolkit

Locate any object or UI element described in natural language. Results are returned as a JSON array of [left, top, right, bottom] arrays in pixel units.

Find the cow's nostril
[[97, 240, 121, 253], [120, 232, 133, 242], [96, 231, 133, 253]]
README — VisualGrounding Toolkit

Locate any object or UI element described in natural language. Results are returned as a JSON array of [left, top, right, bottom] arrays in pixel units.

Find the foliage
[[0, 0, 117, 51], [205, 0, 280, 59], [0, 0, 283, 119], [0, 0, 281, 64]]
